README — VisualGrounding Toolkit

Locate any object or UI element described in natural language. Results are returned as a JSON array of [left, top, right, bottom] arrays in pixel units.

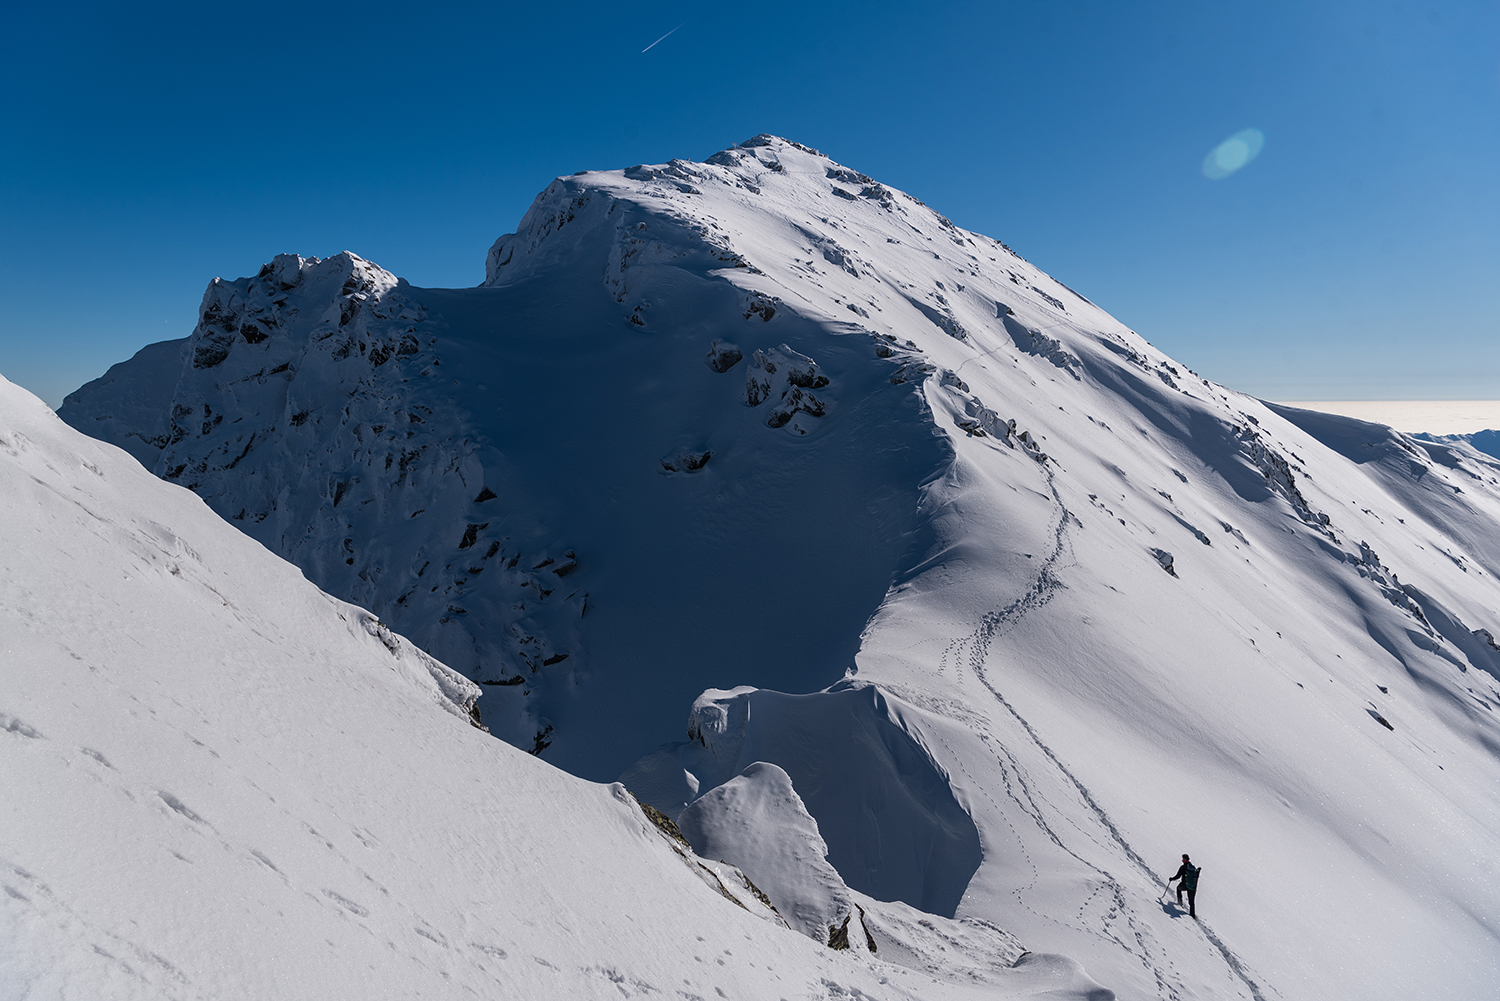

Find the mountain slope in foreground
[[61, 136, 1500, 998], [1, 373, 1120, 1000]]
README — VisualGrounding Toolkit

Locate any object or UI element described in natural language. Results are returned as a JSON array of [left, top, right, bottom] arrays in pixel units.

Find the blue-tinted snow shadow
[[1160, 899, 1192, 919], [415, 272, 953, 783], [624, 682, 982, 917]]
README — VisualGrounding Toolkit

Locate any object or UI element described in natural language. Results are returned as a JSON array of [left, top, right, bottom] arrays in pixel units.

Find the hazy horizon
[[1271, 399, 1500, 435]]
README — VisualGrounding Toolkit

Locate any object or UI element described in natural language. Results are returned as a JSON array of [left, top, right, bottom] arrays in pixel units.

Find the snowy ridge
[[58, 135, 1500, 999], [3, 373, 1120, 1000]]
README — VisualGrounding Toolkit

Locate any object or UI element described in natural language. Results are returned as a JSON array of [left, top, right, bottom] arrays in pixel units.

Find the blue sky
[[2, 0, 1496, 407]]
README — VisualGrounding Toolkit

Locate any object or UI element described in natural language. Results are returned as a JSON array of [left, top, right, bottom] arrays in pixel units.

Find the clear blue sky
[[2, 0, 1496, 407]]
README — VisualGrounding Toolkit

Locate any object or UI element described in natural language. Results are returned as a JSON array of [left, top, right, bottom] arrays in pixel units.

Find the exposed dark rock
[[661, 451, 712, 473], [828, 914, 851, 950], [856, 904, 877, 953], [639, 801, 691, 849], [706, 339, 743, 373]]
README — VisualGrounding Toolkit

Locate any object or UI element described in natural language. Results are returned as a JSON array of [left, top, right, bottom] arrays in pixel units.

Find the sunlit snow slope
[[2, 373, 1127, 1000], [62, 136, 1500, 999]]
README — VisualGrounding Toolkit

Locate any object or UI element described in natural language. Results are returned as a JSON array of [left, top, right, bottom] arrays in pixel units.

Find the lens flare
[[1202, 128, 1265, 179]]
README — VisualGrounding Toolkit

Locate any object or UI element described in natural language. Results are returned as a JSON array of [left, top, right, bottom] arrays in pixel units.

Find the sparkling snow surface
[[58, 135, 1500, 999], [1, 374, 1114, 1000]]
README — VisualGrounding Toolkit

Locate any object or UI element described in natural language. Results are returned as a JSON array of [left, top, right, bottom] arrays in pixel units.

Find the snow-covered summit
[[59, 134, 1500, 999], [487, 134, 1100, 354]]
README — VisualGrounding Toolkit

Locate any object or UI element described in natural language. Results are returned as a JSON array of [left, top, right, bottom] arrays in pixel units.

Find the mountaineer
[[1168, 854, 1201, 917]]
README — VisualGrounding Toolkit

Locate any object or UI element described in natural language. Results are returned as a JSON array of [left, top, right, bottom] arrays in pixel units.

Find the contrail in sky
[[642, 23, 686, 53]]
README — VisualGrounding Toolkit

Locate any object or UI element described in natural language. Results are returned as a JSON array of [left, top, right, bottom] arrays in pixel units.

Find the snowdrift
[[625, 683, 982, 918], [60, 135, 1500, 999]]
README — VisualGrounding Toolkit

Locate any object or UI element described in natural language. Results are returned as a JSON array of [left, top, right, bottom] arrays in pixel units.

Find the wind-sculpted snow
[[666, 758, 1082, 999], [61, 134, 1500, 999], [676, 760, 854, 941], [625, 682, 983, 919]]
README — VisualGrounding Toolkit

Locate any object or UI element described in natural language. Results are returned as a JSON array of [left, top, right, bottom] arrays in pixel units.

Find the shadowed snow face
[[59, 236, 951, 780], [624, 682, 983, 918]]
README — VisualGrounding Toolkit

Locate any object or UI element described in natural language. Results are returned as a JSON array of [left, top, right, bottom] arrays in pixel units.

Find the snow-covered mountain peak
[[57, 135, 1500, 999], [485, 132, 1121, 349]]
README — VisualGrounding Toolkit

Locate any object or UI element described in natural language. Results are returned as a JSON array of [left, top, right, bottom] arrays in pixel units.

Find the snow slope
[[1418, 428, 1500, 463], [2, 374, 1118, 1000], [61, 135, 1500, 999]]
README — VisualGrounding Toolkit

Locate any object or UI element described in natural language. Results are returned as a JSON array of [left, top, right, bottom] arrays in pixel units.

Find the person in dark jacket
[[1168, 854, 1200, 916]]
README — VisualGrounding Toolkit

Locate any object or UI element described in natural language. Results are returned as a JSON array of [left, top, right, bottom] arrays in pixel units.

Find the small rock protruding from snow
[[742, 291, 779, 322], [1002, 314, 1079, 376], [954, 398, 1013, 443], [705, 338, 743, 373], [744, 345, 831, 433], [1151, 548, 1178, 577], [889, 358, 937, 385], [660, 450, 712, 473]]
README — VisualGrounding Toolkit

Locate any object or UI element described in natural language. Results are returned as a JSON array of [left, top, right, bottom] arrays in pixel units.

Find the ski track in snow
[[940, 463, 1274, 1001]]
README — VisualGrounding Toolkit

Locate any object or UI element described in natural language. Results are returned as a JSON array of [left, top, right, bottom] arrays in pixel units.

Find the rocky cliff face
[[64, 250, 597, 754]]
